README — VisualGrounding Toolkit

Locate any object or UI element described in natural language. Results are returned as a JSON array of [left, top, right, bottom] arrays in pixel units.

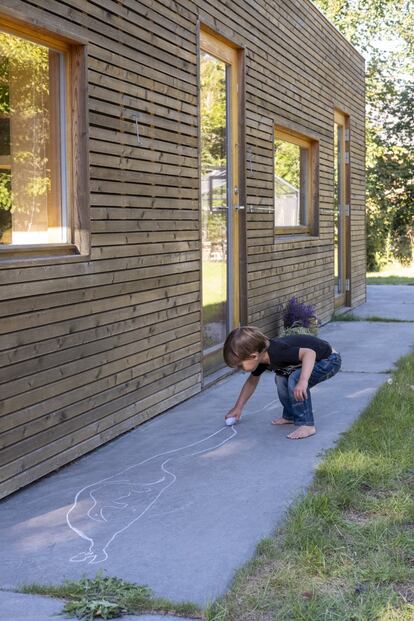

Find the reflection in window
[[274, 135, 310, 228], [200, 51, 228, 352], [0, 30, 67, 245], [334, 122, 345, 294]]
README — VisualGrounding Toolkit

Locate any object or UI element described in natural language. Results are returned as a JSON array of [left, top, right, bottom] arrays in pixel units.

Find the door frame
[[334, 109, 351, 308], [199, 27, 242, 379]]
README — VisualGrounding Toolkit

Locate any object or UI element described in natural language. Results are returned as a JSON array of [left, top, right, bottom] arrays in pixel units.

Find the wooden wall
[[0, 0, 365, 498]]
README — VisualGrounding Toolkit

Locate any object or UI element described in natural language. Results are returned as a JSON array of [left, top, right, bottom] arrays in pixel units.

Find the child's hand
[[225, 407, 241, 422], [294, 379, 308, 401]]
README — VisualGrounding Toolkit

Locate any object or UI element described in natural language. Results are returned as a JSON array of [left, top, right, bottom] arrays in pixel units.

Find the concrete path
[[350, 283, 413, 320], [0, 591, 181, 621], [0, 591, 64, 621], [0, 285, 413, 620]]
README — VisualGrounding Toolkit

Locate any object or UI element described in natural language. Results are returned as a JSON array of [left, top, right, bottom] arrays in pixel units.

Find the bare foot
[[287, 426, 316, 440], [271, 417, 294, 425]]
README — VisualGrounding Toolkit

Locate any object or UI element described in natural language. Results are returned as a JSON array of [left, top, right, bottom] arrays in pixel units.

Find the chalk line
[[66, 426, 237, 564], [66, 397, 277, 564]]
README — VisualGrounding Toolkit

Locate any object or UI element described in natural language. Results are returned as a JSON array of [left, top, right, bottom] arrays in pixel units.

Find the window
[[274, 128, 317, 235], [333, 110, 350, 306], [0, 16, 89, 259]]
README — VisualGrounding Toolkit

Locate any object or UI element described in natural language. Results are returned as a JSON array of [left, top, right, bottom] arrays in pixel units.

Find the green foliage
[[366, 274, 414, 284], [0, 172, 11, 211], [57, 574, 151, 620], [22, 572, 202, 620], [61, 599, 125, 620], [0, 172, 12, 243], [0, 31, 49, 108], [200, 53, 226, 170], [204, 601, 229, 621], [206, 211, 226, 244], [0, 57, 10, 116], [275, 140, 300, 187], [0, 30, 54, 240], [331, 312, 413, 322], [313, 0, 414, 270], [366, 82, 414, 269], [281, 325, 315, 336]]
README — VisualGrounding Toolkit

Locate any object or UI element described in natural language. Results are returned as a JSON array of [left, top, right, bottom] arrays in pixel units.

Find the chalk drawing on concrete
[[66, 426, 238, 565], [249, 398, 279, 415]]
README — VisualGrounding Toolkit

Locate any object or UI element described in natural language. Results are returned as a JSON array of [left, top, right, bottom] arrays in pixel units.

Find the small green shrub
[[23, 572, 201, 620], [58, 573, 152, 620], [281, 325, 316, 336], [61, 598, 125, 620]]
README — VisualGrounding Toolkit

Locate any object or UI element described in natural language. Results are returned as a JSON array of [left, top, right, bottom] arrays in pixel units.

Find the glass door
[[200, 30, 240, 377], [334, 110, 349, 307]]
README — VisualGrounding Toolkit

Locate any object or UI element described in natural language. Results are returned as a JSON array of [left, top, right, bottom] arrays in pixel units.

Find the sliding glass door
[[200, 30, 240, 377], [334, 110, 350, 307]]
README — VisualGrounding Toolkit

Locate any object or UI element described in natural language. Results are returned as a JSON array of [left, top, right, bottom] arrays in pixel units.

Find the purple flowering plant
[[282, 297, 319, 335]]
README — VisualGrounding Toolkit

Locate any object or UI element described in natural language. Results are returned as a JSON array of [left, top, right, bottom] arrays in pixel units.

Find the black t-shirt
[[251, 335, 332, 377]]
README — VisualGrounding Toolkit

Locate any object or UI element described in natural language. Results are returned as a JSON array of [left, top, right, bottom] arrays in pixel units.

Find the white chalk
[[225, 416, 237, 426]]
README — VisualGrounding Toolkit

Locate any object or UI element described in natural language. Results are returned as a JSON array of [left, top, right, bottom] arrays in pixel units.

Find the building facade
[[0, 0, 365, 497]]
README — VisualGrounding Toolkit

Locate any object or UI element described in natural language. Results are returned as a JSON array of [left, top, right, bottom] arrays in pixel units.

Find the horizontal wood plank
[[0, 0, 364, 498]]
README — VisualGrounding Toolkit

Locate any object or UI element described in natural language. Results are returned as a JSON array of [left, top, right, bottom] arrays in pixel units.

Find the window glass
[[274, 137, 309, 228], [0, 30, 67, 246], [200, 51, 228, 352]]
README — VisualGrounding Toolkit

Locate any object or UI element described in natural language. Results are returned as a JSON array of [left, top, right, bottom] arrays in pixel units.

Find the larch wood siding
[[0, 0, 365, 498]]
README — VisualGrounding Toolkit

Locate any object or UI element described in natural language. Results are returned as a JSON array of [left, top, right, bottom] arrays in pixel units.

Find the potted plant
[[281, 297, 319, 336]]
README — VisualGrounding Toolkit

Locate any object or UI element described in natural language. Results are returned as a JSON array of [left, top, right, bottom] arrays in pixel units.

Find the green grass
[[15, 355, 414, 621], [202, 261, 226, 326], [332, 313, 413, 323], [367, 262, 414, 285], [20, 573, 201, 620], [203, 261, 226, 307], [367, 276, 414, 285], [205, 351, 414, 621], [203, 301, 226, 324]]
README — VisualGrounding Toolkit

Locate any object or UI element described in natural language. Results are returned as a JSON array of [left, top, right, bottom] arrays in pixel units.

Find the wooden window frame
[[199, 27, 241, 332], [274, 127, 318, 236], [0, 14, 89, 264], [333, 109, 351, 307]]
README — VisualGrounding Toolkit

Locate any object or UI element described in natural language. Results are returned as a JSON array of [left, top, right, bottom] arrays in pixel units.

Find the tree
[[200, 53, 226, 171], [313, 0, 414, 269], [0, 31, 52, 244], [367, 81, 414, 267]]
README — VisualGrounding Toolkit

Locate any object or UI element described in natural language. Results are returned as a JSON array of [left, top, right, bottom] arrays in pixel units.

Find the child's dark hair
[[223, 326, 269, 367]]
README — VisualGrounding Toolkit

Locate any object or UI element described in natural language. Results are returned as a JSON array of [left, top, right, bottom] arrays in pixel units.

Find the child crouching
[[223, 326, 341, 439]]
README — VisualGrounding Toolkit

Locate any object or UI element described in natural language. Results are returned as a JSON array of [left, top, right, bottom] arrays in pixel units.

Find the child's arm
[[225, 374, 261, 421], [294, 348, 317, 401]]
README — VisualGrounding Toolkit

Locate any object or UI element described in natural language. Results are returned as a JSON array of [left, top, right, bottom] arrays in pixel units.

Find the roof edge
[[305, 0, 366, 64]]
